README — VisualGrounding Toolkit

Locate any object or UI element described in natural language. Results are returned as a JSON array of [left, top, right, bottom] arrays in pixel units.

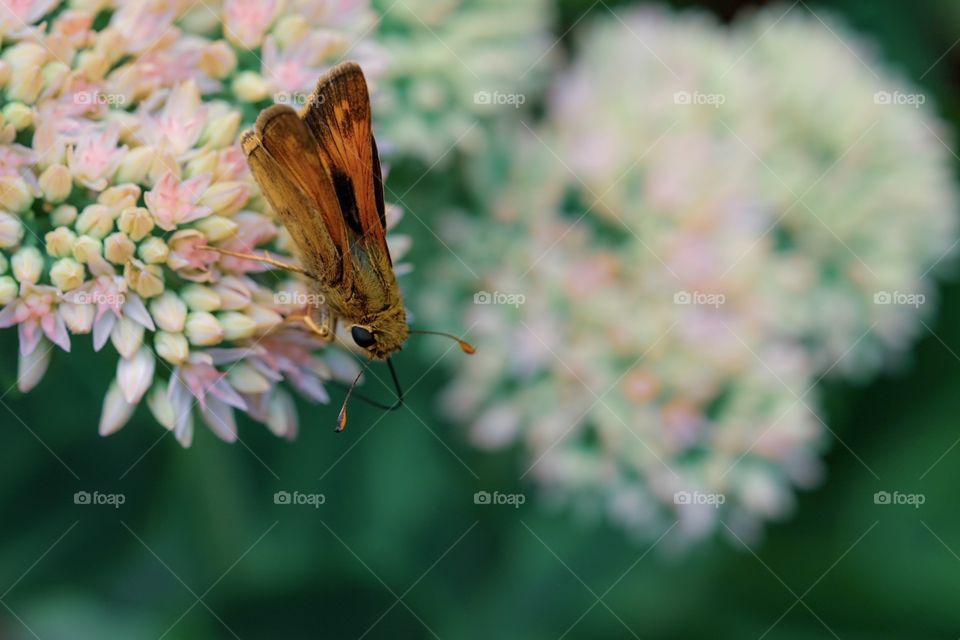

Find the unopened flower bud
[[72, 235, 103, 263], [38, 164, 72, 202], [104, 231, 136, 264], [75, 204, 116, 238], [49, 257, 85, 290], [181, 284, 221, 311], [228, 361, 270, 394], [200, 40, 237, 78], [219, 311, 257, 341], [12, 246, 43, 283], [0, 211, 24, 248], [194, 215, 238, 242], [124, 260, 164, 298], [2, 102, 33, 130], [232, 71, 270, 102], [201, 111, 241, 149], [272, 15, 309, 47], [0, 176, 33, 212], [117, 206, 154, 241], [138, 236, 169, 264], [185, 311, 224, 346], [149, 291, 187, 332], [201, 181, 248, 216], [155, 331, 190, 365], [115, 146, 155, 185], [44, 226, 76, 258], [50, 204, 77, 227], [0, 276, 17, 305], [60, 301, 94, 334]]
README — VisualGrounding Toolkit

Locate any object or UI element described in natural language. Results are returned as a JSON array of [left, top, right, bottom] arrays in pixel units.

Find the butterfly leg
[[286, 306, 337, 343], [199, 245, 309, 275]]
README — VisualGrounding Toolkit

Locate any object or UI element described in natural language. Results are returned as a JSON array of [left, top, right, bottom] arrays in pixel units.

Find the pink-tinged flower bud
[[45, 227, 76, 258], [200, 41, 237, 79], [150, 292, 187, 333], [219, 311, 257, 341], [72, 235, 103, 263], [138, 237, 169, 264], [227, 362, 270, 394], [247, 304, 284, 333], [104, 231, 136, 264], [2, 102, 33, 130], [17, 339, 51, 392], [185, 150, 218, 179], [42, 62, 71, 95], [213, 276, 251, 310], [118, 206, 154, 241], [0, 212, 25, 248], [115, 147, 155, 185], [38, 164, 72, 202], [75, 204, 116, 238], [124, 260, 164, 298], [267, 388, 298, 439], [98, 184, 141, 212], [185, 311, 224, 346], [155, 331, 190, 365], [117, 346, 155, 404], [0, 276, 17, 305], [146, 381, 175, 430], [99, 381, 135, 436], [12, 247, 43, 284], [201, 180, 249, 216], [2, 42, 46, 71], [181, 284, 221, 311], [201, 112, 241, 149], [51, 204, 78, 227], [232, 71, 270, 102], [272, 15, 309, 47], [60, 301, 95, 334], [194, 215, 238, 242], [50, 258, 85, 291], [0, 176, 34, 212], [111, 316, 144, 359]]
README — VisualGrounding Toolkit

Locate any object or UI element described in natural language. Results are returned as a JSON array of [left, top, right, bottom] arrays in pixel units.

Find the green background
[[3, 1, 960, 638]]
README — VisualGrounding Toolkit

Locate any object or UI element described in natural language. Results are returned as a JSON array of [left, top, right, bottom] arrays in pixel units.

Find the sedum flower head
[[0, 0, 396, 446], [372, 0, 554, 163], [420, 7, 959, 546]]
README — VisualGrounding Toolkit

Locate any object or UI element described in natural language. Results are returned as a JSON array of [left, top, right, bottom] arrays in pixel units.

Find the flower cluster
[[420, 8, 958, 544], [372, 0, 553, 163], [0, 0, 403, 446]]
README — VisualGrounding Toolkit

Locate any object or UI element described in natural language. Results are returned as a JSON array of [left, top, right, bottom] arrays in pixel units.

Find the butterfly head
[[350, 305, 409, 360]]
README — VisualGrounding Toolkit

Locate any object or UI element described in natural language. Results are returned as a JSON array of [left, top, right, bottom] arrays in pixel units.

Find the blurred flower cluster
[[0, 0, 403, 445], [421, 7, 959, 544], [372, 0, 553, 163]]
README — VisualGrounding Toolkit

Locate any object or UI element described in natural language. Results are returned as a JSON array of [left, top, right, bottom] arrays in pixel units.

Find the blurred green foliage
[[3, 1, 960, 638]]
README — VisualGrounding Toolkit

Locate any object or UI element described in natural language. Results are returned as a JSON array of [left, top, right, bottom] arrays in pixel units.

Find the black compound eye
[[351, 325, 376, 349]]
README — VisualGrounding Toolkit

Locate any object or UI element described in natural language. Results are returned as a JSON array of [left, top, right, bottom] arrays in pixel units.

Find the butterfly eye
[[351, 325, 376, 349]]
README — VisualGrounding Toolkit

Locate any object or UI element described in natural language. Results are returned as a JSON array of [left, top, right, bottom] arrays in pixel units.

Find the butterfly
[[203, 62, 473, 430]]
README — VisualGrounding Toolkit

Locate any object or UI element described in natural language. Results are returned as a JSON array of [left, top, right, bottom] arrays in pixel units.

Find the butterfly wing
[[241, 105, 351, 288]]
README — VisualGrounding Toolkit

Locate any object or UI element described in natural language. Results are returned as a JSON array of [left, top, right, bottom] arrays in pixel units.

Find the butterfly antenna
[[409, 329, 476, 354]]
